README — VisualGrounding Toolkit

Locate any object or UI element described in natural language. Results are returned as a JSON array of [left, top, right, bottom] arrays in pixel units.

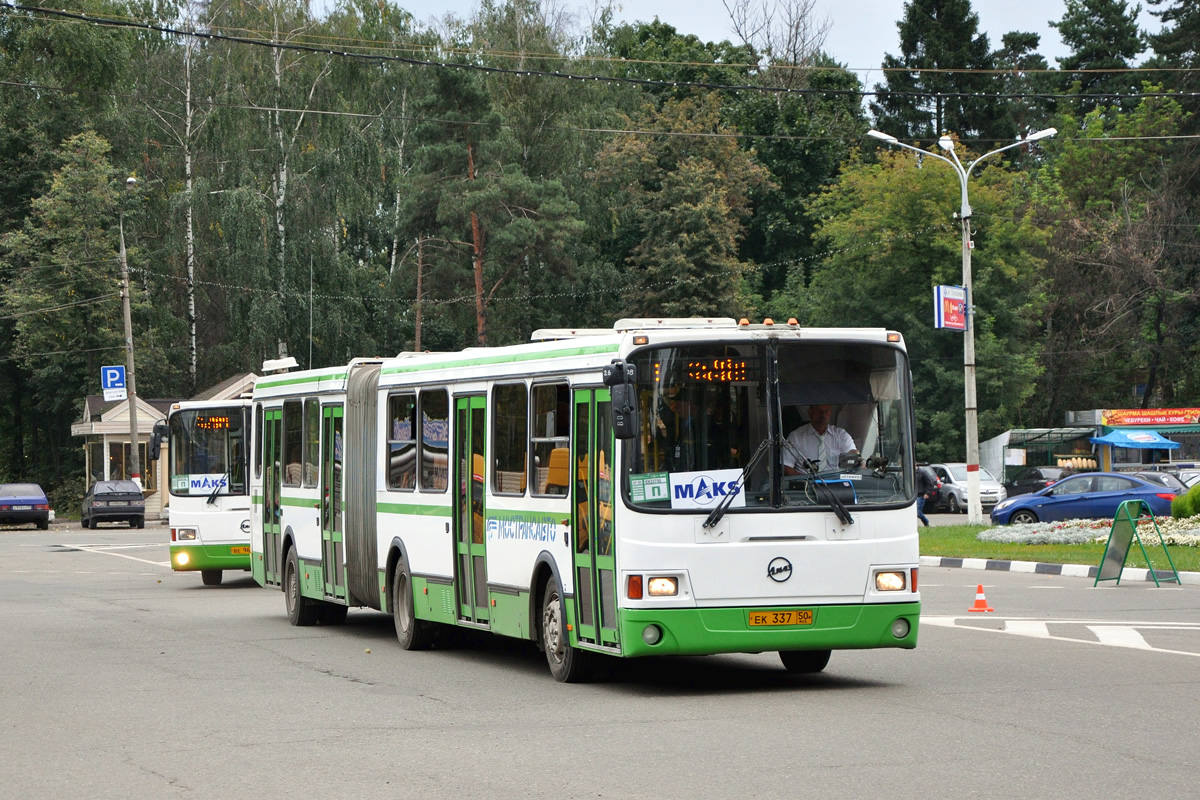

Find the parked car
[[1178, 470, 1200, 489], [81, 480, 145, 528], [990, 471, 1177, 525], [1003, 466, 1070, 498], [1132, 471, 1189, 492], [0, 483, 51, 530], [929, 463, 1007, 513]]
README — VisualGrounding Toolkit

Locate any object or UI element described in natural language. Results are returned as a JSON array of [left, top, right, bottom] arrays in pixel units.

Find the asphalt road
[[2, 522, 1198, 799]]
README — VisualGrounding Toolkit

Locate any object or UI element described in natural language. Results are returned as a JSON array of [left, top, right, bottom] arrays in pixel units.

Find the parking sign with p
[[102, 365, 127, 401]]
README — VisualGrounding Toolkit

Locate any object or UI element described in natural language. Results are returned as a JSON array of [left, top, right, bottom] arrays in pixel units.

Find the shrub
[[1175, 484, 1200, 519]]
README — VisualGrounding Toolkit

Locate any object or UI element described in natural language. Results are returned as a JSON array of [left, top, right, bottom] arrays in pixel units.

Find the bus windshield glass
[[169, 408, 247, 496], [626, 340, 913, 511]]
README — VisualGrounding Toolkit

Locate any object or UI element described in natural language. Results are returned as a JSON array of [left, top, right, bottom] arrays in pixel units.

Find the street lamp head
[[125, 176, 137, 191], [1026, 127, 1057, 142], [937, 135, 955, 152], [866, 129, 897, 143]]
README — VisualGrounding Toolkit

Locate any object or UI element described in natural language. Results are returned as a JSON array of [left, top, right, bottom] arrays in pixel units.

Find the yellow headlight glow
[[875, 571, 906, 591], [176, 552, 190, 566], [647, 577, 678, 596]]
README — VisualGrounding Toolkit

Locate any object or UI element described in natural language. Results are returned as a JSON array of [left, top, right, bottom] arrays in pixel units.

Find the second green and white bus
[[250, 318, 921, 680], [163, 399, 253, 585]]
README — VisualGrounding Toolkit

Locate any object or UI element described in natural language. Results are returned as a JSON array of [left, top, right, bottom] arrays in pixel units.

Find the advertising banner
[[934, 285, 968, 331], [1100, 408, 1200, 426]]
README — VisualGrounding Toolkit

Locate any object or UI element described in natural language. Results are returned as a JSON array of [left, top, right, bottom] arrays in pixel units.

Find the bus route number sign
[[629, 472, 669, 503], [748, 609, 814, 627]]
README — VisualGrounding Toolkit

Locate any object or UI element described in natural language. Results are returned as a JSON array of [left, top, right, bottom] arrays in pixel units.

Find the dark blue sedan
[[990, 472, 1177, 525], [0, 483, 51, 530]]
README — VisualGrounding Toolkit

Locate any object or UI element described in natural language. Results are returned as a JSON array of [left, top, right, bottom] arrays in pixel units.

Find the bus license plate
[[749, 609, 814, 627], [230, 546, 250, 555]]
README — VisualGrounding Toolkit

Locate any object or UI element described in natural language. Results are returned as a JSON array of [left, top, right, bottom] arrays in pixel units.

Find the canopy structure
[[1090, 429, 1181, 450]]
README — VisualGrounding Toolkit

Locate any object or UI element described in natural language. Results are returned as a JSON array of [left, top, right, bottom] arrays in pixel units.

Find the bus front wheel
[[285, 548, 318, 626], [780, 649, 831, 674], [392, 559, 432, 650], [542, 578, 591, 683], [201, 570, 223, 586]]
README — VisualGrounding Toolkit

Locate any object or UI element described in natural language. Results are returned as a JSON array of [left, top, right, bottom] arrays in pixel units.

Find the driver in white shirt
[[782, 404, 858, 474]]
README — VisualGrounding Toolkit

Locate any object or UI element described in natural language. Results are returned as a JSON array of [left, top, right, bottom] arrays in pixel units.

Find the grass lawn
[[922, 524, 1200, 574]]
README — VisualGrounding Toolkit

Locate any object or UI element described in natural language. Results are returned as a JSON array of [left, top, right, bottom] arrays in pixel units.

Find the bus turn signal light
[[627, 574, 643, 599]]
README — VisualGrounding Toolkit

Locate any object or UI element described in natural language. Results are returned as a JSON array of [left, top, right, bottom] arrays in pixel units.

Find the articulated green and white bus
[[163, 399, 253, 585], [250, 319, 921, 681]]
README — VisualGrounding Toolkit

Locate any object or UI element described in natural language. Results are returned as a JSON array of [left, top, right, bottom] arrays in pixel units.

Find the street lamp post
[[119, 175, 142, 490], [866, 127, 1056, 523]]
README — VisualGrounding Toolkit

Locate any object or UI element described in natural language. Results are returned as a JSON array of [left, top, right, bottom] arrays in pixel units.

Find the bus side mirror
[[148, 420, 168, 460], [605, 360, 639, 440]]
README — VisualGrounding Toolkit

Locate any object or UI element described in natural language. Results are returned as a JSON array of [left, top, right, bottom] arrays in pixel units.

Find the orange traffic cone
[[968, 584, 994, 613]]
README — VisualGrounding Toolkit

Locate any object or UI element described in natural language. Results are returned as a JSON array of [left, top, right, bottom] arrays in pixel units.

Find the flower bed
[[978, 514, 1200, 547]]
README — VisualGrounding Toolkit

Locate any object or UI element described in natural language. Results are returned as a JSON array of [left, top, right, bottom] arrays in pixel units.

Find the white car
[[929, 462, 1008, 513]]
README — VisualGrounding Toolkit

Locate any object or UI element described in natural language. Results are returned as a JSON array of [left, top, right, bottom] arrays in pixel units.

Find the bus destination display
[[195, 415, 232, 430], [686, 358, 747, 383]]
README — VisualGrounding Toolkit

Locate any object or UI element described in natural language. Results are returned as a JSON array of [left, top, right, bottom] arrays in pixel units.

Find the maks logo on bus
[[668, 468, 746, 510]]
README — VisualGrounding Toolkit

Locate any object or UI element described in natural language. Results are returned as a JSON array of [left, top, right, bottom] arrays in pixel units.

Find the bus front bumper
[[169, 543, 252, 572], [617, 602, 920, 658]]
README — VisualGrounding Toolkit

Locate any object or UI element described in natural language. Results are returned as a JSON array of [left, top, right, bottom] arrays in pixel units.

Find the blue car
[[990, 472, 1177, 525], [0, 483, 51, 530]]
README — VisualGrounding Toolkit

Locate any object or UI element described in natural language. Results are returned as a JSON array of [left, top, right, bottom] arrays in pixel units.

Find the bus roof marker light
[[887, 332, 901, 343], [738, 318, 750, 326], [763, 318, 774, 326], [787, 318, 798, 326], [633, 335, 649, 345]]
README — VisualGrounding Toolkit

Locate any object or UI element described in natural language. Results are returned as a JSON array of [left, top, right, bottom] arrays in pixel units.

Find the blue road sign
[[101, 365, 126, 390]]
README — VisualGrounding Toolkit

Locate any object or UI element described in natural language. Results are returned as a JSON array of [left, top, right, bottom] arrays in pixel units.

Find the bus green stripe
[[255, 370, 348, 390], [378, 502, 452, 517], [381, 343, 618, 376]]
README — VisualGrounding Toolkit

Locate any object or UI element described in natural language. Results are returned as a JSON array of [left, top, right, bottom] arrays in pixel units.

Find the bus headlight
[[875, 571, 906, 591], [174, 528, 197, 541], [647, 577, 678, 597]]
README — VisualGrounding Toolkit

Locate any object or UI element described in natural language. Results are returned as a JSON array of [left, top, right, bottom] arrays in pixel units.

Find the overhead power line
[[3, 4, 1200, 102]]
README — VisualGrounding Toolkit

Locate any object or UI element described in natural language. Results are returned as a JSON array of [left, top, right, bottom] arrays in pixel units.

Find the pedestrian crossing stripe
[[922, 616, 1200, 658]]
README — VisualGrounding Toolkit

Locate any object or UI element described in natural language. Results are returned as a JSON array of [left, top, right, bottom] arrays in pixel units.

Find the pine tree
[[869, 0, 1007, 141], [1052, 0, 1145, 113]]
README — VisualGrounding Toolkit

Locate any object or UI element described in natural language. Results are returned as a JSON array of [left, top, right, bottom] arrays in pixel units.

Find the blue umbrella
[[1090, 429, 1181, 449]]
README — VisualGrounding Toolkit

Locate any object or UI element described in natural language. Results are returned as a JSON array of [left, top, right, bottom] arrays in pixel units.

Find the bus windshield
[[169, 407, 248, 496], [626, 340, 913, 511]]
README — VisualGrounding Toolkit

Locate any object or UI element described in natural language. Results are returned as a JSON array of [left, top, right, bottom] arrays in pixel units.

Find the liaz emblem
[[767, 557, 793, 583]]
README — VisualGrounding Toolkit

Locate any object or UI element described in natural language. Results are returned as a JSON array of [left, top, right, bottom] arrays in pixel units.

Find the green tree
[[870, 0, 1008, 141], [593, 93, 773, 317], [0, 131, 138, 484], [1052, 0, 1145, 113], [788, 142, 1048, 459]]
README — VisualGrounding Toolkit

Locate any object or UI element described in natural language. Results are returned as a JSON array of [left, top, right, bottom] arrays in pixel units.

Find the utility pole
[[119, 175, 142, 489]]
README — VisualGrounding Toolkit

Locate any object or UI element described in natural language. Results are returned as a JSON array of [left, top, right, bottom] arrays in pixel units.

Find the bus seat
[[545, 447, 570, 495]]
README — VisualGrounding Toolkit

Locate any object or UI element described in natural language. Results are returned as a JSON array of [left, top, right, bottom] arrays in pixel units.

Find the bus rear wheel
[[780, 649, 831, 674], [201, 569, 223, 586], [392, 559, 432, 649], [285, 548, 318, 626], [542, 578, 591, 683]]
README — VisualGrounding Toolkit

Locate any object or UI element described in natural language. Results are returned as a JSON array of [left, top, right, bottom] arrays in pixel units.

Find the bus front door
[[320, 404, 346, 601], [453, 396, 489, 625], [571, 388, 619, 650], [262, 408, 283, 586]]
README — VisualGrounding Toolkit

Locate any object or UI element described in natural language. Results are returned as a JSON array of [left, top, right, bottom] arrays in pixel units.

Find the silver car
[[930, 463, 1008, 513]]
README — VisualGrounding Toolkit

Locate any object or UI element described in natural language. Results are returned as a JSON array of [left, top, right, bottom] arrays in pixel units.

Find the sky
[[382, 0, 1165, 78]]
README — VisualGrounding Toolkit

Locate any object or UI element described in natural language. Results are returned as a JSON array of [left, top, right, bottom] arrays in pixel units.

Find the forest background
[[1, 0, 1198, 506]]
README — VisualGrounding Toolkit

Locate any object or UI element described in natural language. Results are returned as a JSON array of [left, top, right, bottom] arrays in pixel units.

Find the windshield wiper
[[206, 473, 228, 506], [779, 438, 854, 525], [702, 437, 770, 530]]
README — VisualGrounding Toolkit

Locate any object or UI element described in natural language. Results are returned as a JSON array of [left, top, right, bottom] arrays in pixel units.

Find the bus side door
[[321, 404, 346, 601], [571, 388, 619, 650], [453, 395, 489, 625], [262, 407, 283, 586]]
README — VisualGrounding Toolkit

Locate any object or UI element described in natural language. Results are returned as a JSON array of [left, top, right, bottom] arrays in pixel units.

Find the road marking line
[[56, 542, 169, 568], [923, 616, 1200, 658], [1005, 620, 1049, 637], [1088, 626, 1151, 649]]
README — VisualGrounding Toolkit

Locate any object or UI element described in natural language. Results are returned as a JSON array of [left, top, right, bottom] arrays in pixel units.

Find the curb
[[920, 555, 1199, 584]]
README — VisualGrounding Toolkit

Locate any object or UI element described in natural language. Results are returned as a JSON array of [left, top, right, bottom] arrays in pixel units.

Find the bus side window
[[531, 383, 569, 497], [283, 399, 302, 486]]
